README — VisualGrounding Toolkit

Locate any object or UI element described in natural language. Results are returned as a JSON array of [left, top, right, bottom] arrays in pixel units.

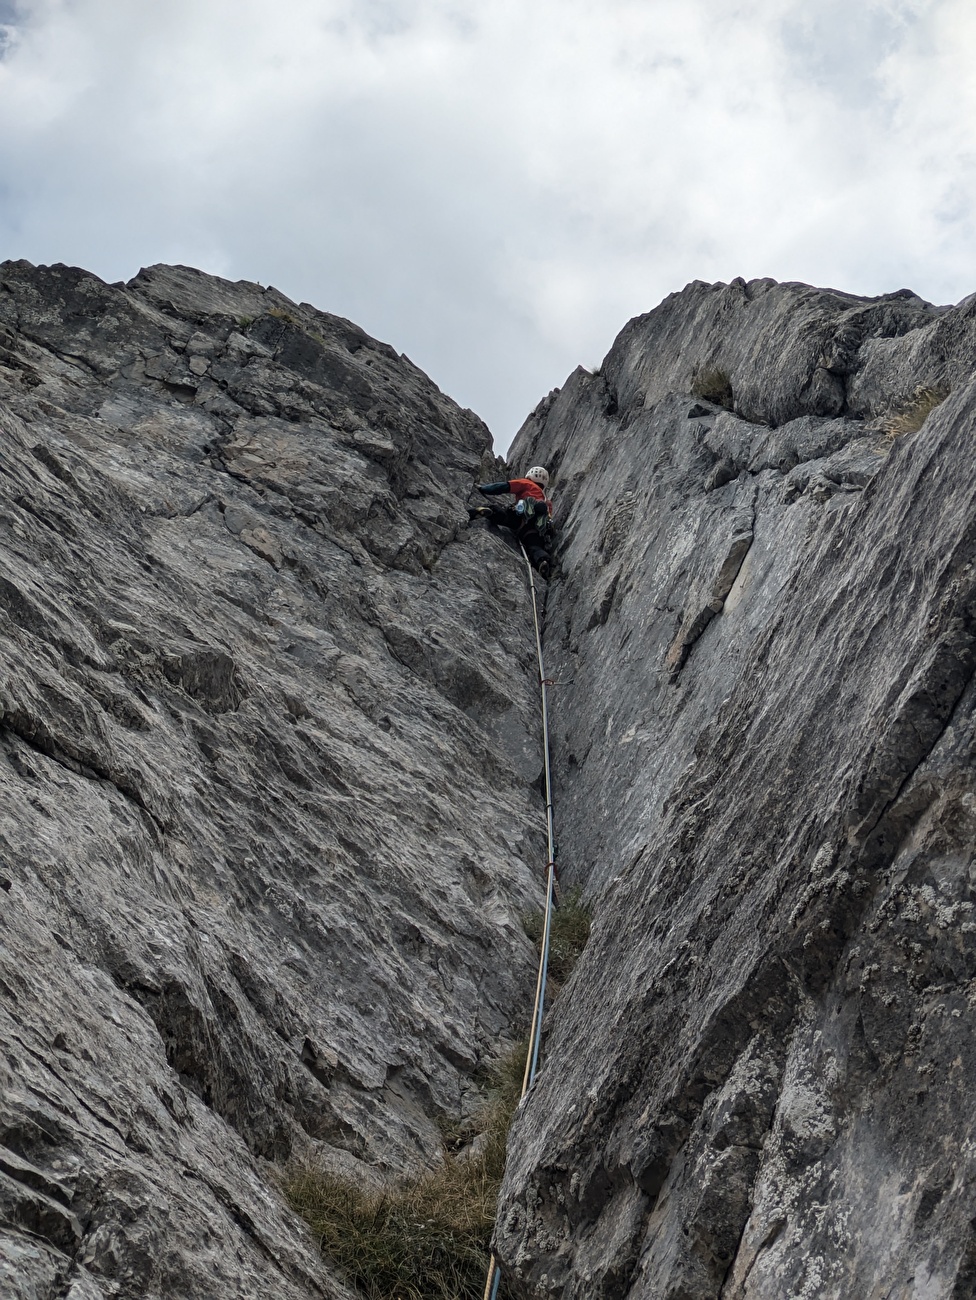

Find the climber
[[468, 466, 553, 579]]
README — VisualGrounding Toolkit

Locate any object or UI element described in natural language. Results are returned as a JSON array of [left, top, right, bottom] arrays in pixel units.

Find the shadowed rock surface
[[0, 261, 548, 1298], [496, 278, 976, 1297]]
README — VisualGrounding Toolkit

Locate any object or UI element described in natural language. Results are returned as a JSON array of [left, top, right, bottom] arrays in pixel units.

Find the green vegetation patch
[[285, 1043, 526, 1300], [522, 884, 592, 987]]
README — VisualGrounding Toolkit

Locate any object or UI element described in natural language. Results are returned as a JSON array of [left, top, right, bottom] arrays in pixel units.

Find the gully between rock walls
[[4, 262, 976, 1300]]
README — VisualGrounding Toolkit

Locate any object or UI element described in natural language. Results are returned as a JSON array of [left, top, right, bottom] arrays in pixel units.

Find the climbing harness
[[482, 544, 558, 1300], [515, 496, 555, 541]]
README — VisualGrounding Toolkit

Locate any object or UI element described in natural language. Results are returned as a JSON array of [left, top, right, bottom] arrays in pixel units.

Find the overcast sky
[[0, 0, 974, 449]]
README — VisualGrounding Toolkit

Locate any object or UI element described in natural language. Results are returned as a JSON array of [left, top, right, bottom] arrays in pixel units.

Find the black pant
[[483, 503, 551, 569]]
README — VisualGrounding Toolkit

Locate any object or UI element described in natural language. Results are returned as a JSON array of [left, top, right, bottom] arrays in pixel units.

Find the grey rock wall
[[497, 279, 976, 1297], [0, 261, 547, 1298]]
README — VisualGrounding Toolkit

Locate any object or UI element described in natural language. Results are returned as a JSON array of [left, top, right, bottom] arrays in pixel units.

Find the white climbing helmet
[[525, 466, 550, 487]]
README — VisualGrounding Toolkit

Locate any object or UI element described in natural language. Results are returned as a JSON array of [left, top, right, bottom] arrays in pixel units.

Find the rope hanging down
[[483, 545, 559, 1300]]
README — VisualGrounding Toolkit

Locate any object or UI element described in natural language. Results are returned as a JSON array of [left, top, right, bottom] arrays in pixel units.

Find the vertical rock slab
[[495, 279, 976, 1297], [0, 261, 546, 1297]]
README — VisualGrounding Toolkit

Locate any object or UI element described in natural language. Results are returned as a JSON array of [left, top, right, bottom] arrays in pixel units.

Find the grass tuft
[[285, 1041, 527, 1300], [521, 885, 592, 987], [268, 306, 300, 325], [691, 366, 734, 410], [881, 385, 949, 444]]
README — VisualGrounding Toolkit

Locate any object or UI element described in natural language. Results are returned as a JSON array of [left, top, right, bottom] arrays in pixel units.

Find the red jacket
[[507, 477, 547, 503], [479, 478, 552, 516]]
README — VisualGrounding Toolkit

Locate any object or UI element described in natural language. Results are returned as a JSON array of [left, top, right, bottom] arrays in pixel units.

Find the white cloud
[[0, 0, 974, 447]]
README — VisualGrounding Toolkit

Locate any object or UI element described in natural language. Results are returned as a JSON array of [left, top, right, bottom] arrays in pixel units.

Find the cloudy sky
[[0, 0, 974, 448]]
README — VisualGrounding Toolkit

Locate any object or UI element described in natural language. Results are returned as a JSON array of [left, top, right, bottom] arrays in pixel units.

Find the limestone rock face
[[497, 279, 976, 1297], [0, 261, 546, 1298]]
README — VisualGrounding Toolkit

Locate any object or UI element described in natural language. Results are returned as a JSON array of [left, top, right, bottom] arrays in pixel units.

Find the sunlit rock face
[[496, 278, 976, 1299], [0, 260, 547, 1299]]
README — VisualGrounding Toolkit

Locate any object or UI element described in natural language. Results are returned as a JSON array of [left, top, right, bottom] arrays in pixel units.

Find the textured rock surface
[[0, 261, 548, 1298], [497, 278, 976, 1297]]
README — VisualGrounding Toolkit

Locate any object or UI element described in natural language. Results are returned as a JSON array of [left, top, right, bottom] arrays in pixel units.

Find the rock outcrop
[[0, 261, 548, 1298], [8, 260, 976, 1300], [496, 278, 976, 1297]]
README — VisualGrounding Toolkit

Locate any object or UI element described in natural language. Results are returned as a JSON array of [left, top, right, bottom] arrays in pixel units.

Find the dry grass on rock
[[285, 1043, 527, 1300], [881, 385, 949, 444]]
